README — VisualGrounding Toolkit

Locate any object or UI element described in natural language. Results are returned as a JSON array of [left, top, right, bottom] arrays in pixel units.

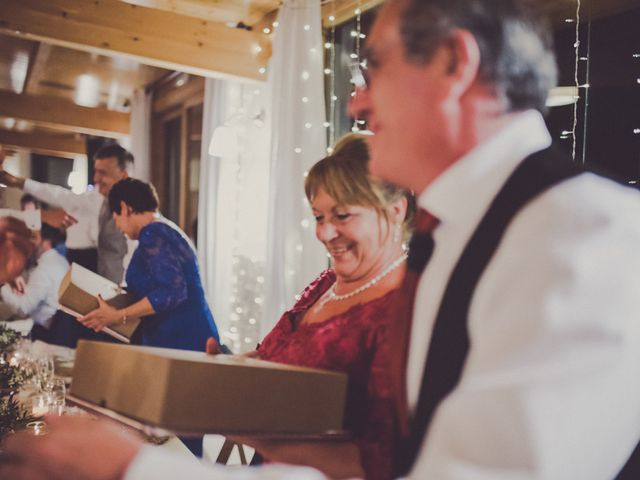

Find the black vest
[[395, 146, 640, 479]]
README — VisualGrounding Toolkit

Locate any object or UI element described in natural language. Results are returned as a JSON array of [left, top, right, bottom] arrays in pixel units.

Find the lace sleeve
[[139, 224, 188, 314]]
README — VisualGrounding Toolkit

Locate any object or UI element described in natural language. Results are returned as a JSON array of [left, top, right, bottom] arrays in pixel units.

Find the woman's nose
[[317, 222, 339, 242]]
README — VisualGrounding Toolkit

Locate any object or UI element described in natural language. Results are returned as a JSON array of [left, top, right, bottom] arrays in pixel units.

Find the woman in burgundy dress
[[211, 134, 414, 479]]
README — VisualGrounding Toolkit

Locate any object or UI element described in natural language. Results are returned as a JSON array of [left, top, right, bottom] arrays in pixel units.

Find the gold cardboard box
[[70, 341, 347, 435], [58, 263, 140, 343]]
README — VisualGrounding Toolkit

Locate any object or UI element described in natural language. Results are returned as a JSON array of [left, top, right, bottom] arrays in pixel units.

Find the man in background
[[0, 143, 133, 283], [0, 224, 68, 342], [0, 216, 35, 285]]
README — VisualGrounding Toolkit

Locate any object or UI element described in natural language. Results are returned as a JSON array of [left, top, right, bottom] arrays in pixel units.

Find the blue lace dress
[[125, 220, 219, 351]]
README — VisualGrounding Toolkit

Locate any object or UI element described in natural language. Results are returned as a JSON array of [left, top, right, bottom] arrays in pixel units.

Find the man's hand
[[9, 275, 26, 295], [0, 169, 26, 190], [0, 415, 142, 480], [41, 209, 77, 229]]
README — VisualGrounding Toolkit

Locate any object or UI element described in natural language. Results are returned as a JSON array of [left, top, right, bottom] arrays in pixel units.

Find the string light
[[352, 0, 363, 133], [327, 0, 337, 150], [571, 0, 582, 161]]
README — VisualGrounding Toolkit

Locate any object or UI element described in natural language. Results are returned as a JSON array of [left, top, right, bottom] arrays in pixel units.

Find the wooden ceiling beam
[[120, 0, 279, 28], [0, 129, 85, 158], [0, 91, 130, 139], [0, 0, 271, 82], [322, 0, 383, 27], [23, 43, 52, 95]]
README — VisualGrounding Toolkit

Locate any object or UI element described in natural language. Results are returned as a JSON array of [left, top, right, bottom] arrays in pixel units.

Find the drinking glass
[[36, 356, 54, 392], [46, 378, 66, 415], [26, 421, 48, 436], [31, 394, 50, 417]]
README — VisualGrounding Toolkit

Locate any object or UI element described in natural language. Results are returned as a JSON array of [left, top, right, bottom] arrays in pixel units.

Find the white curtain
[[198, 79, 271, 353], [129, 88, 152, 182], [262, 0, 328, 338]]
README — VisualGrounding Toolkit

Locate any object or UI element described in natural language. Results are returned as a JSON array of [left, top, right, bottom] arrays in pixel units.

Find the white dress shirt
[[24, 179, 100, 249], [0, 208, 41, 230], [408, 110, 640, 479], [0, 248, 69, 328], [122, 111, 640, 479]]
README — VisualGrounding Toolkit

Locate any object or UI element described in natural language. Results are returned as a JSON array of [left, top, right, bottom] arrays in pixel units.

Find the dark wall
[[548, 6, 640, 185]]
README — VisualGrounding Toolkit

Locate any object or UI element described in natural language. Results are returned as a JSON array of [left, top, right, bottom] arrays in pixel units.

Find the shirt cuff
[[124, 445, 330, 480], [124, 446, 217, 480]]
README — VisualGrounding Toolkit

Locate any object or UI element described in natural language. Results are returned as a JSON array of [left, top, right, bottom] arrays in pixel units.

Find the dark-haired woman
[[79, 178, 219, 457], [79, 178, 219, 352], [80, 178, 218, 351]]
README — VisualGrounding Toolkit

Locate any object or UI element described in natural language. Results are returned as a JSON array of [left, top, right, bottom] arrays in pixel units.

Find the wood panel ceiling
[[0, 0, 637, 159]]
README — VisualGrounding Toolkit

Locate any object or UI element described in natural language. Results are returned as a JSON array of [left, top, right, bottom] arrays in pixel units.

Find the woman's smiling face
[[311, 187, 391, 283]]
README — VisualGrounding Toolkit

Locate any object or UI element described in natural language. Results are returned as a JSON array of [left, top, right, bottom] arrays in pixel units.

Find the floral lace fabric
[[125, 221, 219, 351], [259, 269, 399, 480]]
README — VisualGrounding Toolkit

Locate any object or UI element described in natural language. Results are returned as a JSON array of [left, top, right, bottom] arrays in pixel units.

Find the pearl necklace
[[316, 253, 408, 310]]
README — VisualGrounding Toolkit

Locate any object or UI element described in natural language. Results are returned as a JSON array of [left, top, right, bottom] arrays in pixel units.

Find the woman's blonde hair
[[304, 133, 415, 231]]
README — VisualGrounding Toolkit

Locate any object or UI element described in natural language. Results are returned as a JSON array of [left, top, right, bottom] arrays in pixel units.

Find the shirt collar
[[417, 110, 552, 227]]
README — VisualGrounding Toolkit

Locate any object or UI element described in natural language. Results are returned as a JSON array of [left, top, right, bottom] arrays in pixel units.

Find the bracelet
[[121, 311, 127, 325]]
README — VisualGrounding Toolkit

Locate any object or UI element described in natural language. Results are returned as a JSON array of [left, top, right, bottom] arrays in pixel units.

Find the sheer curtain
[[129, 88, 152, 182], [262, 0, 328, 338], [198, 79, 271, 352]]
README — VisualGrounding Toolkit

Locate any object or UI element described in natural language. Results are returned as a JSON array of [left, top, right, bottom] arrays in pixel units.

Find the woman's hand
[[78, 295, 122, 332], [229, 437, 364, 480], [206, 336, 223, 354]]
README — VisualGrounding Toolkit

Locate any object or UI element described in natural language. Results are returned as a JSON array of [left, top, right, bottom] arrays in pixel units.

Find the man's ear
[[120, 201, 130, 216], [442, 29, 481, 100]]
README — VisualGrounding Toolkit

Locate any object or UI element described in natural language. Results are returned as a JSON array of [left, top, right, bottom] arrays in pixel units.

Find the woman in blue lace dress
[[80, 178, 219, 351], [80, 178, 219, 456]]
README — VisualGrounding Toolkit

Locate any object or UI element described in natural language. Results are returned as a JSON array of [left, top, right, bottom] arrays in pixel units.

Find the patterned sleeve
[[139, 224, 188, 314]]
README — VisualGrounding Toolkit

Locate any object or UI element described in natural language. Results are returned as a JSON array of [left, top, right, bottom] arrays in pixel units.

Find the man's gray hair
[[399, 0, 558, 112]]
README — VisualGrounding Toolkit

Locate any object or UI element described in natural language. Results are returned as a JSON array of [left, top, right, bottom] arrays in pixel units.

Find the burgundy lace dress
[[258, 269, 399, 480]]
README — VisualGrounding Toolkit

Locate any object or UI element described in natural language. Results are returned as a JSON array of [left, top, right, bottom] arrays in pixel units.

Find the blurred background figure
[[0, 224, 68, 343], [19, 193, 41, 212], [0, 216, 35, 284]]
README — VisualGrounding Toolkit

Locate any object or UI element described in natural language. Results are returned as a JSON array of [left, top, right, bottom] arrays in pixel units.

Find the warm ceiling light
[[10, 52, 29, 94], [75, 75, 101, 107], [546, 86, 579, 107]]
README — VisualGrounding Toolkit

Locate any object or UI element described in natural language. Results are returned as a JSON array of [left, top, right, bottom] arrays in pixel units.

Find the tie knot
[[413, 208, 438, 234]]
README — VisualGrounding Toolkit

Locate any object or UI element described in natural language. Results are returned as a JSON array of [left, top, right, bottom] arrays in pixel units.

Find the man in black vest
[[3, 1, 640, 479], [347, 0, 640, 478]]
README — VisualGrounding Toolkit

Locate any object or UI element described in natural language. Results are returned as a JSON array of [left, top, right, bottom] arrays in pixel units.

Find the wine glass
[[45, 378, 66, 415], [35, 355, 54, 392]]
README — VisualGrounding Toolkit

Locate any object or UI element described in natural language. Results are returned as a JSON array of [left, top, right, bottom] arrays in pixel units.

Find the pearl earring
[[393, 223, 401, 243]]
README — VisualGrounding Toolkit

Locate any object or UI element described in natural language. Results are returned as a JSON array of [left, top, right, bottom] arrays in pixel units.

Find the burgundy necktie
[[390, 208, 438, 435]]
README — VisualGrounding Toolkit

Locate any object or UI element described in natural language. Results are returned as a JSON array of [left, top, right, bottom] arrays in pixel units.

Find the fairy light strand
[[329, 1, 337, 149], [579, 0, 592, 166], [352, 0, 363, 133], [571, 0, 581, 161]]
